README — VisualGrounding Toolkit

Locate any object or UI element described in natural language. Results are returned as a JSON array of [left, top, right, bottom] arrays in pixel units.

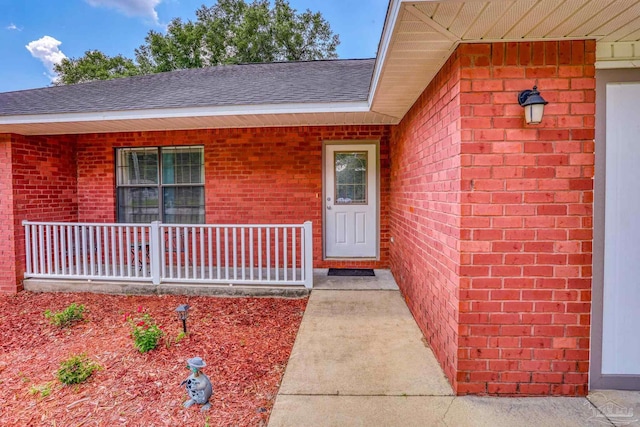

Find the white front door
[[324, 144, 378, 258], [602, 82, 640, 375]]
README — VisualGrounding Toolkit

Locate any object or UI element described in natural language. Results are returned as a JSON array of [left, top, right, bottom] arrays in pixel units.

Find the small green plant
[[44, 303, 86, 328], [125, 306, 164, 353], [175, 331, 187, 343], [29, 382, 53, 398], [57, 354, 100, 385]]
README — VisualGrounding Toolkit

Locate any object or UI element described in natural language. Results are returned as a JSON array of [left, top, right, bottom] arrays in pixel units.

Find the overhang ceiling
[[370, 0, 640, 119]]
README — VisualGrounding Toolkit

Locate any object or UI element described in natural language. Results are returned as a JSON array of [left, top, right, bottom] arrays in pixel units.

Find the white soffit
[[370, 0, 640, 119], [0, 110, 399, 136]]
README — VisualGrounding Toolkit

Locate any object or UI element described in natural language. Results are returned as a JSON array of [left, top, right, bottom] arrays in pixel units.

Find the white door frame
[[591, 69, 640, 390], [322, 141, 380, 259]]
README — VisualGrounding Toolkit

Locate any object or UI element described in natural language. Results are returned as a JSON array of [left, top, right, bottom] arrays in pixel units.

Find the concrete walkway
[[269, 273, 640, 426]]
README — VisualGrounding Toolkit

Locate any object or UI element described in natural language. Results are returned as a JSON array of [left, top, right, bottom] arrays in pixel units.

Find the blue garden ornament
[[181, 357, 213, 411]]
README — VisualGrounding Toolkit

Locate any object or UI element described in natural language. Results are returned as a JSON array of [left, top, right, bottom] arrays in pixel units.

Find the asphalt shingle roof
[[0, 58, 375, 117]]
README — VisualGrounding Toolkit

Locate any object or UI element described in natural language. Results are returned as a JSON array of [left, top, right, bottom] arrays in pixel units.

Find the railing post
[[303, 221, 313, 289], [23, 221, 31, 276], [150, 221, 161, 285]]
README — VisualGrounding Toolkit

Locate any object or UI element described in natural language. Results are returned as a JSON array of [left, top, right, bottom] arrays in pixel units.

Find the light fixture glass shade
[[518, 86, 548, 125], [524, 103, 545, 124]]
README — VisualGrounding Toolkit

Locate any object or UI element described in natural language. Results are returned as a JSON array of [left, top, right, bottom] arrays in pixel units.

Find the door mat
[[327, 268, 375, 277]]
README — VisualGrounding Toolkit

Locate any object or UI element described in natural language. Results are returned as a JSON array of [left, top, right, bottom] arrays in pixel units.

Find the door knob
[[327, 206, 332, 210]]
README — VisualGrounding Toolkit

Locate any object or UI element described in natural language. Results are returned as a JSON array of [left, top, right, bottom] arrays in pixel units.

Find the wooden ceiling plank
[[502, 0, 566, 39], [395, 32, 445, 42], [525, 0, 593, 38], [448, 2, 488, 37], [393, 40, 456, 50], [462, 1, 516, 39], [546, 0, 619, 37], [432, 2, 465, 30], [404, 4, 460, 41], [412, 2, 439, 18], [397, 20, 442, 33], [482, 0, 538, 39], [613, 26, 640, 42], [582, 3, 640, 39]]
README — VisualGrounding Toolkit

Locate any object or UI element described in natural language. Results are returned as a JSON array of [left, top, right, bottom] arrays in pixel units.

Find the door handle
[[327, 205, 332, 210]]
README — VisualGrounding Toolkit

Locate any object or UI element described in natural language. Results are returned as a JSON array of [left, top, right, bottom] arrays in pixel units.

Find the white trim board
[[0, 101, 371, 125]]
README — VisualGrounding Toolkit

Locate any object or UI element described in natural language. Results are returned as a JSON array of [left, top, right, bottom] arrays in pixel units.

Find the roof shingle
[[0, 58, 374, 117]]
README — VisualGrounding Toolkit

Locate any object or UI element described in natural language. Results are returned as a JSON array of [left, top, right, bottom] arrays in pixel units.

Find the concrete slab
[[270, 395, 615, 427], [589, 390, 640, 426], [269, 395, 454, 427], [444, 396, 611, 427], [269, 288, 636, 427], [313, 269, 399, 290], [277, 290, 453, 396]]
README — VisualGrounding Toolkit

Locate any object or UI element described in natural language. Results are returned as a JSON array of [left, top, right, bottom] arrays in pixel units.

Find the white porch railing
[[23, 221, 313, 288]]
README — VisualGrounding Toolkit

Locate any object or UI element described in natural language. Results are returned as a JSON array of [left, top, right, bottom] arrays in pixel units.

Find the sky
[[0, 0, 389, 93]]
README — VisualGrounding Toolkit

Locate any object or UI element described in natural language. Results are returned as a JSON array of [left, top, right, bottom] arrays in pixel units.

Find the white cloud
[[84, 0, 162, 23], [6, 23, 21, 31], [25, 36, 67, 81]]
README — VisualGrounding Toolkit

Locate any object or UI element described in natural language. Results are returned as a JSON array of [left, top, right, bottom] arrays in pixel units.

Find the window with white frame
[[116, 146, 205, 224]]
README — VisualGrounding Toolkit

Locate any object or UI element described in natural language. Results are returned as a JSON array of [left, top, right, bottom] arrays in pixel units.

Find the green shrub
[[57, 354, 100, 385], [44, 303, 85, 328], [125, 309, 164, 353]]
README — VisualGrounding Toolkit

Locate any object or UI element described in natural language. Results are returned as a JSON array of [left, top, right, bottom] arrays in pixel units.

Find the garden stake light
[[175, 304, 190, 334]]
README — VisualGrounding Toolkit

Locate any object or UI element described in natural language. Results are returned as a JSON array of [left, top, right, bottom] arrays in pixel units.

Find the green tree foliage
[[53, 51, 141, 85], [54, 0, 339, 84]]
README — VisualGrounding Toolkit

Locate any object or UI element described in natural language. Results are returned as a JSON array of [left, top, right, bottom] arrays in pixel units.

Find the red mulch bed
[[0, 291, 307, 426]]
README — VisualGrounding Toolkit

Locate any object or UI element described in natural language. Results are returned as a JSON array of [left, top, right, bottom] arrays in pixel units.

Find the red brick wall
[[457, 41, 594, 396], [0, 134, 19, 293], [0, 133, 78, 293], [76, 126, 391, 268], [12, 135, 78, 222], [389, 52, 463, 385], [390, 40, 595, 396]]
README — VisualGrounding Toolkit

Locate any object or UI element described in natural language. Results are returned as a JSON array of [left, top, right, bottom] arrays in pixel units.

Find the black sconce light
[[518, 85, 548, 125], [176, 304, 190, 334]]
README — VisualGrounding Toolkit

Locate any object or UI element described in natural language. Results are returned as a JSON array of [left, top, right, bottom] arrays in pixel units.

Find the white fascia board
[[0, 101, 370, 125], [368, 0, 403, 107]]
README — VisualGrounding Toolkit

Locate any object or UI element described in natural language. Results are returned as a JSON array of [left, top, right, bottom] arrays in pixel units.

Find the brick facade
[[389, 52, 462, 384], [458, 41, 594, 396], [0, 134, 19, 293], [390, 40, 595, 396], [0, 134, 78, 292], [76, 126, 391, 269]]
